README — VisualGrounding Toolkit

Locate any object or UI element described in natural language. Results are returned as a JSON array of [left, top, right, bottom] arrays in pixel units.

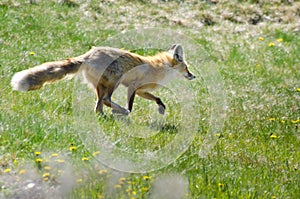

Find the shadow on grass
[[97, 113, 179, 135]]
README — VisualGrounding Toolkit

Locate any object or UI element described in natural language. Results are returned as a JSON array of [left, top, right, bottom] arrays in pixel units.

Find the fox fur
[[11, 44, 195, 115]]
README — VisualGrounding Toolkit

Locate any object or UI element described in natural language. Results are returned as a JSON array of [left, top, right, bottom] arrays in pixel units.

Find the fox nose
[[185, 73, 196, 80], [190, 74, 196, 79], [189, 75, 196, 80]]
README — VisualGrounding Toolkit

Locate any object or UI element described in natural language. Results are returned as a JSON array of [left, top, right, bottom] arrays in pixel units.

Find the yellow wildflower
[[35, 158, 43, 163], [4, 168, 11, 173], [141, 187, 149, 192], [55, 159, 65, 163], [126, 188, 132, 193], [82, 157, 89, 161], [43, 173, 50, 177], [218, 183, 225, 191], [132, 191, 137, 195], [99, 169, 108, 175], [76, 178, 83, 183], [291, 119, 300, 124], [143, 175, 151, 180], [70, 146, 77, 151], [93, 151, 100, 156], [44, 166, 51, 170], [268, 118, 276, 121], [214, 133, 222, 137], [268, 42, 275, 47], [296, 88, 300, 92], [119, 177, 126, 181], [119, 177, 126, 184], [258, 37, 264, 41], [114, 184, 121, 188], [277, 38, 283, 42], [34, 151, 41, 156], [270, 134, 278, 139], [19, 169, 26, 175], [51, 153, 58, 157], [29, 51, 35, 56], [128, 181, 136, 185]]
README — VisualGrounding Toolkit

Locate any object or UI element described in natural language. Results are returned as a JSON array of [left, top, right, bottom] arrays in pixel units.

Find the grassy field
[[0, 0, 299, 198]]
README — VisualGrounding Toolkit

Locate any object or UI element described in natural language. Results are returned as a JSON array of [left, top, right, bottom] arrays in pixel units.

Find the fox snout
[[184, 71, 196, 80]]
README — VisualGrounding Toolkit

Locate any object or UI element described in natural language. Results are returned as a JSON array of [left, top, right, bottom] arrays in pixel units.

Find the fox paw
[[158, 105, 165, 115]]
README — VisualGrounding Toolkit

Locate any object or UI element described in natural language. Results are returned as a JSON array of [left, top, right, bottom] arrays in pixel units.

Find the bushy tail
[[11, 57, 84, 91]]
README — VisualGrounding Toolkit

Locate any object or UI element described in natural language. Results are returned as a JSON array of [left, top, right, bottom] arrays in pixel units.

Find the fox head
[[169, 44, 196, 80]]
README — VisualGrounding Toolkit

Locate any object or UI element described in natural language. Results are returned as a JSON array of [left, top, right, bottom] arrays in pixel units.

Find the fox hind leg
[[95, 84, 107, 114], [104, 98, 130, 115], [103, 86, 130, 115], [136, 91, 166, 115]]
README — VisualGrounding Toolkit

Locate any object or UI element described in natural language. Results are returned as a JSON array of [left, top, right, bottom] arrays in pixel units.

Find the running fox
[[11, 44, 195, 115]]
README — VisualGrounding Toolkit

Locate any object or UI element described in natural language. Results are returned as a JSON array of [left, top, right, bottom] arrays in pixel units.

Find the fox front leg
[[156, 98, 166, 115], [127, 86, 136, 113], [136, 91, 166, 115]]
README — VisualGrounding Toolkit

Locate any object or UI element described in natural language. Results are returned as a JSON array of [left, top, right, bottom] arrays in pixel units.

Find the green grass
[[1, 1, 300, 198]]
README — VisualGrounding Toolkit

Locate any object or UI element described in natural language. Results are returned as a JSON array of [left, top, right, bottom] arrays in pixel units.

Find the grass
[[0, 0, 300, 198]]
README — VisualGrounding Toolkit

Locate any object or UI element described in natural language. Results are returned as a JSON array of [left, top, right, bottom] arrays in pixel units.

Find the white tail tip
[[11, 71, 30, 91]]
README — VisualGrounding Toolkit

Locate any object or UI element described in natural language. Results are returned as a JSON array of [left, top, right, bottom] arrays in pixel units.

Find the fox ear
[[168, 44, 178, 51], [173, 44, 184, 62]]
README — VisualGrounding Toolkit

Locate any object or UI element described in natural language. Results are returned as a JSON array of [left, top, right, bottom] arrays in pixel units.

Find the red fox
[[11, 44, 195, 115]]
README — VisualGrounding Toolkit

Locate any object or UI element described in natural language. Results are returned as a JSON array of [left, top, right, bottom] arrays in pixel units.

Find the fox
[[11, 44, 195, 115]]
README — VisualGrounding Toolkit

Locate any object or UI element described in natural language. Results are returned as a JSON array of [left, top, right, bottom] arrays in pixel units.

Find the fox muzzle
[[184, 72, 196, 80]]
